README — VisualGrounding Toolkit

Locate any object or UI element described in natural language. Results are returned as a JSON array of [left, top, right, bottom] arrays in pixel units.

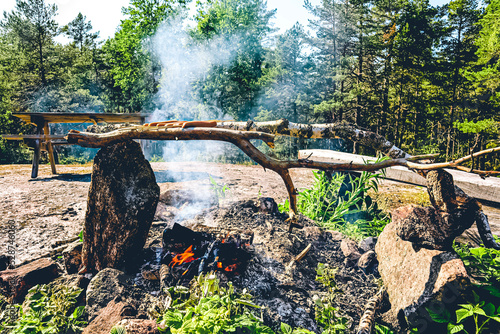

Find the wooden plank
[[1, 134, 67, 140], [12, 112, 148, 124], [298, 149, 500, 204]]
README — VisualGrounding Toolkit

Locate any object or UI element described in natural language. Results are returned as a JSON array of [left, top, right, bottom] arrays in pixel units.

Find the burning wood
[[160, 223, 252, 286]]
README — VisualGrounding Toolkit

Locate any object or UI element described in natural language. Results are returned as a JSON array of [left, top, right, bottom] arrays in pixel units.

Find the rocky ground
[[0, 162, 500, 264], [0, 162, 499, 265]]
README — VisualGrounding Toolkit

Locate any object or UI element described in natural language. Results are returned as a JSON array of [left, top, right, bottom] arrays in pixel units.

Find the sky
[[0, 0, 450, 43]]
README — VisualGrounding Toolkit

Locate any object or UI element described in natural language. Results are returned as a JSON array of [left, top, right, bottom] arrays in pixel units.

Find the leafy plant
[[278, 198, 290, 214], [295, 165, 389, 240], [0, 284, 86, 334], [280, 322, 315, 334], [453, 239, 500, 287], [314, 263, 348, 334], [315, 263, 339, 291], [158, 272, 274, 333], [209, 175, 229, 205], [426, 291, 500, 334], [110, 325, 127, 334], [150, 154, 166, 163], [374, 323, 395, 334]]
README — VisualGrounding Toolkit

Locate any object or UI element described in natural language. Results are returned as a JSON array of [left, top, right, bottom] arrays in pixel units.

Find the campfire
[[160, 223, 253, 286]]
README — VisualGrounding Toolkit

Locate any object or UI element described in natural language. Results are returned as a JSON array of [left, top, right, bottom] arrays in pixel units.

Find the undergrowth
[[314, 263, 349, 333], [414, 238, 500, 334], [158, 272, 274, 333], [280, 165, 390, 240], [0, 284, 86, 334]]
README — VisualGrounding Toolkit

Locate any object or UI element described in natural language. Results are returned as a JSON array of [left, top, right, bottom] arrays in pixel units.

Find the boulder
[[359, 237, 377, 253], [83, 298, 136, 334], [0, 258, 59, 302], [376, 216, 470, 331], [357, 250, 378, 275], [259, 197, 279, 215], [63, 242, 82, 274], [82, 140, 160, 273], [86, 268, 157, 322], [340, 239, 361, 266], [395, 204, 476, 251], [115, 319, 162, 334], [396, 170, 478, 251]]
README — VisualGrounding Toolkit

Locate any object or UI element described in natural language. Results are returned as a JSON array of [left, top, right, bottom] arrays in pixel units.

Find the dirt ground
[[1, 162, 499, 265]]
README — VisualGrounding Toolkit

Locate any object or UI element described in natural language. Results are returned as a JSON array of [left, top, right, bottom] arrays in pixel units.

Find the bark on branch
[[215, 119, 411, 159]]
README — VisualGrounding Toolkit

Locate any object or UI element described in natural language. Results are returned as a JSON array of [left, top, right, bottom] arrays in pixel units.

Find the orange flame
[[169, 245, 196, 267], [224, 264, 238, 272]]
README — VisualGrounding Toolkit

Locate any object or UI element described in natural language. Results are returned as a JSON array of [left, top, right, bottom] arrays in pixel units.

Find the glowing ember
[[169, 245, 196, 267], [224, 264, 238, 272]]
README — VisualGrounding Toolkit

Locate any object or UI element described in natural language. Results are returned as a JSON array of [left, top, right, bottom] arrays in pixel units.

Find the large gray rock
[[82, 140, 159, 273], [376, 210, 470, 330]]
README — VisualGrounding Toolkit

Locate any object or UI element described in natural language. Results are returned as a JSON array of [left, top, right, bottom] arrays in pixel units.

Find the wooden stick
[[66, 122, 500, 243], [357, 287, 386, 334], [294, 243, 312, 262]]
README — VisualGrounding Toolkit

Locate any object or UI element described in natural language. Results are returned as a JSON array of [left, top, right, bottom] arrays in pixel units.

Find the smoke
[[148, 16, 240, 122], [146, 14, 246, 221]]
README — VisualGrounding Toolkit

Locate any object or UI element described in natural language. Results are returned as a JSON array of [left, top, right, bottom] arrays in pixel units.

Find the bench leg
[[44, 122, 57, 174], [31, 139, 40, 178]]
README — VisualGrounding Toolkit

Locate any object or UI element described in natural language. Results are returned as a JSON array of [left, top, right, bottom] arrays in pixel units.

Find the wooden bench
[[3, 112, 148, 178]]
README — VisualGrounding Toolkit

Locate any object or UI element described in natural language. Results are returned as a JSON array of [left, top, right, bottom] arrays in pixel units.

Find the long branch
[[216, 119, 411, 159], [67, 124, 500, 246]]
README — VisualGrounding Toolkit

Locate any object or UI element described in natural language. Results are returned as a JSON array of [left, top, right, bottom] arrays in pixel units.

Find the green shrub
[[0, 284, 86, 334], [158, 273, 274, 333], [287, 168, 390, 240]]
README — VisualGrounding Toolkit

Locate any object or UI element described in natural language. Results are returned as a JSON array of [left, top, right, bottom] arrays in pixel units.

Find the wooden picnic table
[[5, 112, 148, 178]]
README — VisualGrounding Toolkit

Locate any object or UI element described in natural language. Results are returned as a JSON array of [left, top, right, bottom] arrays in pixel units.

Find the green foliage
[[453, 239, 500, 286], [277, 198, 290, 214], [313, 264, 348, 334], [192, 0, 276, 120], [374, 323, 395, 334], [110, 325, 127, 334], [454, 119, 498, 135], [150, 154, 166, 163], [280, 322, 315, 334], [157, 272, 274, 333], [0, 284, 86, 334], [315, 263, 339, 291], [426, 291, 500, 334], [296, 169, 389, 240], [209, 175, 229, 204]]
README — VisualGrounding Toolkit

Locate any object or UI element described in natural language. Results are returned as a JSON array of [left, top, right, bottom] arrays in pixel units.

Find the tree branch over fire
[[66, 121, 500, 247]]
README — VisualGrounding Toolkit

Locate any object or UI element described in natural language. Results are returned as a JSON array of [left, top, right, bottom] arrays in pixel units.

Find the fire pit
[[127, 199, 380, 332], [160, 223, 253, 286]]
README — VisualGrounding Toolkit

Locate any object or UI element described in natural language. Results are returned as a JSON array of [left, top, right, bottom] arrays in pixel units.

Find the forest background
[[0, 0, 499, 169]]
